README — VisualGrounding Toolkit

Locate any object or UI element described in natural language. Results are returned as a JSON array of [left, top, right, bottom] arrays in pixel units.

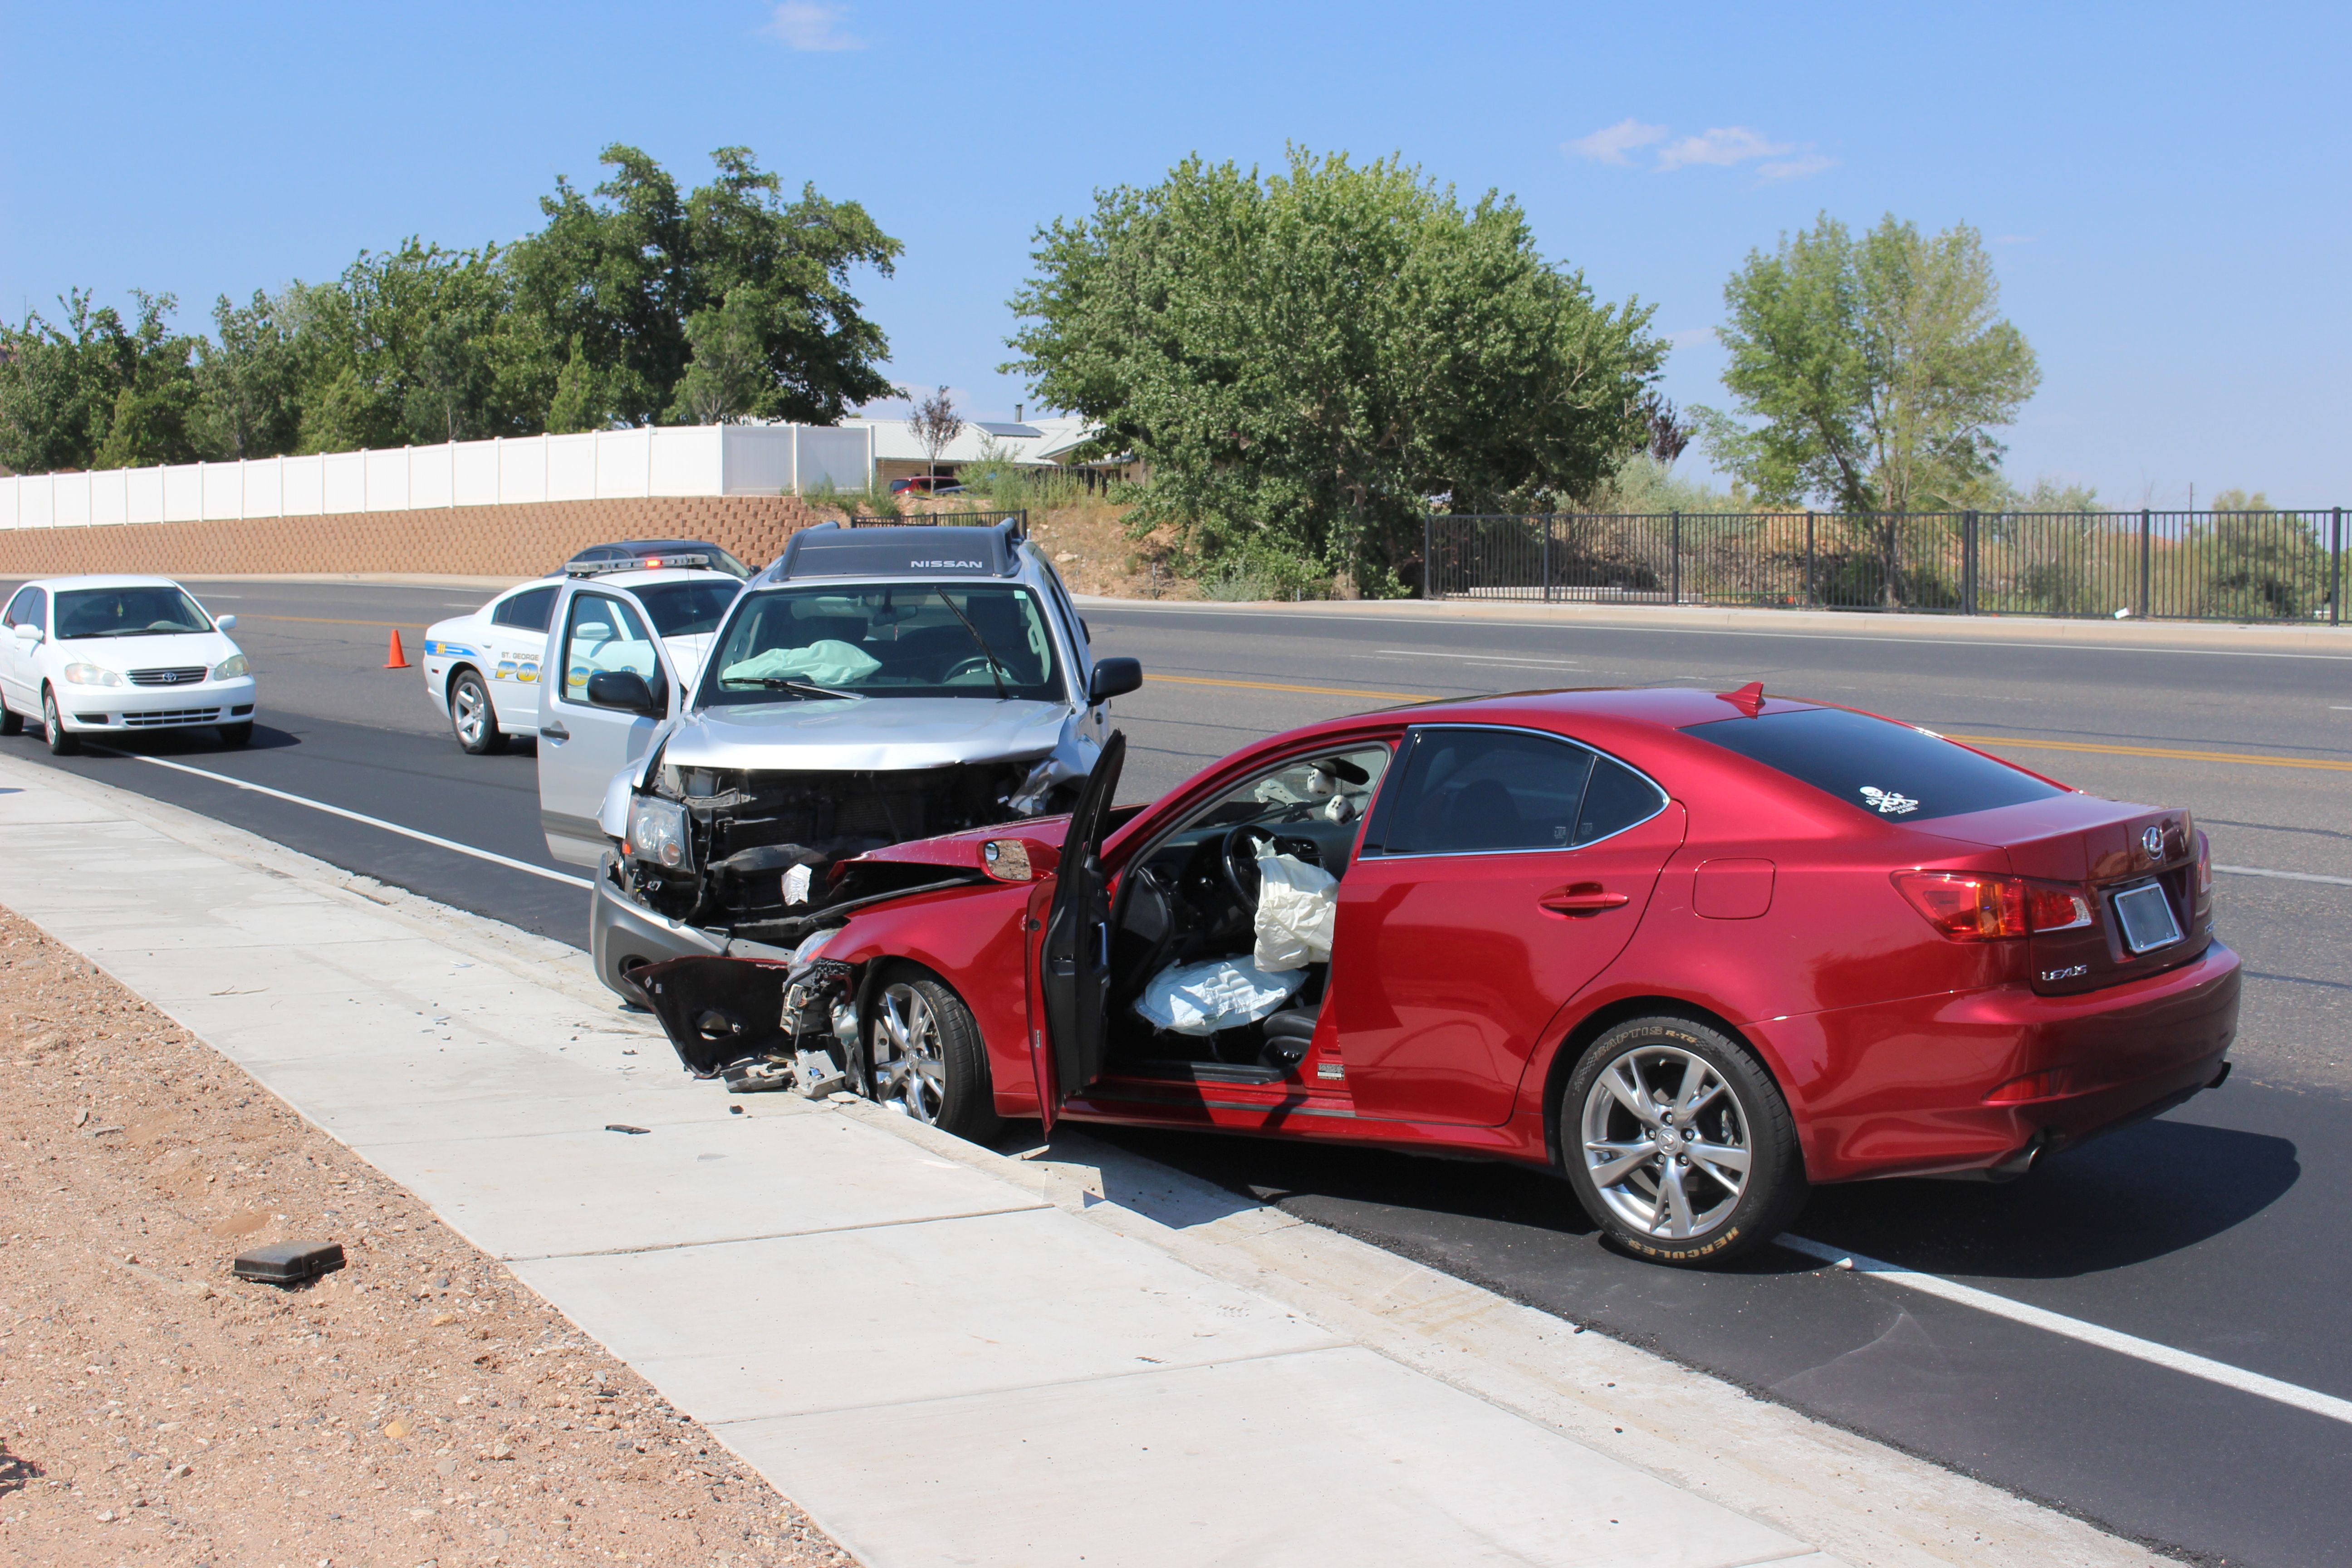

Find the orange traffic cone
[[384, 628, 411, 669]]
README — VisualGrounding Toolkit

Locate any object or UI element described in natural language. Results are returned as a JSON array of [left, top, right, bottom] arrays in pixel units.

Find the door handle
[[540, 720, 569, 741], [1540, 882, 1629, 916]]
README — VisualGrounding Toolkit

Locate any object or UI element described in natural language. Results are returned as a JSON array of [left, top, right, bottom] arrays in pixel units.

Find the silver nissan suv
[[532, 517, 1142, 1001]]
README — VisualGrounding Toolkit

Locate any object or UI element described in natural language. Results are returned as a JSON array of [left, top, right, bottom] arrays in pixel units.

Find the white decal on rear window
[[1859, 785, 1920, 815]]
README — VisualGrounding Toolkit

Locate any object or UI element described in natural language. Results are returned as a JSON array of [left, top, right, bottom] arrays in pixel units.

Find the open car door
[[537, 582, 681, 865], [1034, 729, 1125, 1130]]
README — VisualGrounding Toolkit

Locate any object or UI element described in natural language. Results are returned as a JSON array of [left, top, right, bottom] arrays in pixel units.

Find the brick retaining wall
[[0, 495, 833, 579]]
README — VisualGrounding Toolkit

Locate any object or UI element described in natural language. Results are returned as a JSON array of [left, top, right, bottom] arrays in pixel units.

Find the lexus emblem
[[2141, 826, 2166, 860]]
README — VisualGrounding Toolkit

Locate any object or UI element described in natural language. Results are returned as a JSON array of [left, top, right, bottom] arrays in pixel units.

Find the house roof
[[841, 413, 1112, 466]]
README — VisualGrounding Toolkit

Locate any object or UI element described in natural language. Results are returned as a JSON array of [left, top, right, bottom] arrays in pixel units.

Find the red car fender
[[817, 881, 1043, 1116]]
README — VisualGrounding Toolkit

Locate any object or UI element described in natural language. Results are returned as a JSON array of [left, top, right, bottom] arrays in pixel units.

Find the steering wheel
[[1221, 823, 1279, 904], [942, 656, 999, 684]]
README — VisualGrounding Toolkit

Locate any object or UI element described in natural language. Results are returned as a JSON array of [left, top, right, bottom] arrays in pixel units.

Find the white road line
[[1373, 648, 1584, 667], [1779, 1235, 2352, 1427], [2215, 864, 2352, 887], [89, 748, 593, 890]]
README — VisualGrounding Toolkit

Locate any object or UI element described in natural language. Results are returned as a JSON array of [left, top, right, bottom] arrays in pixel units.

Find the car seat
[[1422, 778, 1522, 853]]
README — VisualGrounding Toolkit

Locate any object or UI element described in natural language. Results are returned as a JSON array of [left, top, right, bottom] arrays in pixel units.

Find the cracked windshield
[[701, 584, 1062, 703]]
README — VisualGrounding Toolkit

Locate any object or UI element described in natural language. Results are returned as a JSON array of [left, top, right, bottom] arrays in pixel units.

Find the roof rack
[[846, 509, 1026, 538]]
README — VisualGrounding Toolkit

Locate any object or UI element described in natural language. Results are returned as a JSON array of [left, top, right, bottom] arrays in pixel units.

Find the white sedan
[[0, 574, 257, 754], [422, 568, 742, 754]]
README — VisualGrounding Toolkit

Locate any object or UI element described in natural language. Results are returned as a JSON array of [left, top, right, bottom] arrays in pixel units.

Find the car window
[[698, 584, 1063, 706], [1033, 554, 1090, 672], [631, 580, 740, 637], [1684, 706, 2063, 822], [53, 586, 212, 639], [1370, 726, 1666, 855], [559, 593, 665, 708], [492, 585, 558, 631], [3, 587, 41, 628], [1181, 745, 1393, 834]]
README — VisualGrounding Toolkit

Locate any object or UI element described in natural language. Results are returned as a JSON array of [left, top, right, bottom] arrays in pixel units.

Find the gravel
[[0, 904, 856, 1566]]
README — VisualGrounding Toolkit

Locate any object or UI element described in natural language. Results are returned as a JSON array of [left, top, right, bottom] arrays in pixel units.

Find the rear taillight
[[1985, 1069, 2069, 1103], [1893, 871, 2095, 941], [2195, 830, 2212, 896]]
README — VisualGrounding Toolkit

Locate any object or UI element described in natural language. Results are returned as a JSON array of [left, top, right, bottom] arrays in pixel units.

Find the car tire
[[0, 699, 20, 736], [448, 669, 505, 755], [867, 970, 1003, 1142], [1561, 1015, 1806, 1267], [218, 721, 254, 748], [40, 687, 78, 757]]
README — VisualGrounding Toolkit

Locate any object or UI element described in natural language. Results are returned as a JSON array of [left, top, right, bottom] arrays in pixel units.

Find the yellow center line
[[1145, 674, 2348, 774], [235, 613, 432, 631], [1946, 733, 2352, 773]]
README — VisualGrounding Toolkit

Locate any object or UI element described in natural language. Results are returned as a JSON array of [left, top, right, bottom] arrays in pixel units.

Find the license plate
[[2112, 882, 2183, 955]]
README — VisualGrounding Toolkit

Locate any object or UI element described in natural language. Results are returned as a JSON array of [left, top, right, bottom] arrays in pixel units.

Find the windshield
[[55, 586, 213, 639], [697, 584, 1063, 706], [632, 580, 740, 637]]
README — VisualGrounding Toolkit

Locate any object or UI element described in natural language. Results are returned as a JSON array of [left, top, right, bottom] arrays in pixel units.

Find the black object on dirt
[[606, 1123, 650, 1135], [232, 1241, 347, 1285]]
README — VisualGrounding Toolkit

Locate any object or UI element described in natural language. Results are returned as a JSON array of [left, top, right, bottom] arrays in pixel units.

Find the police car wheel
[[449, 670, 505, 755]]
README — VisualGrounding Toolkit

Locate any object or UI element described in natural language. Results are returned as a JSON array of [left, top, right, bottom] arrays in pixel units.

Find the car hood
[[51, 630, 240, 669], [661, 697, 1073, 772]]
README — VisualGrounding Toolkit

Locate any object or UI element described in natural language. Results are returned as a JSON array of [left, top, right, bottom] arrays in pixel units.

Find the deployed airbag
[[722, 639, 882, 687], [1252, 838, 1338, 972], [1133, 956, 1305, 1036]]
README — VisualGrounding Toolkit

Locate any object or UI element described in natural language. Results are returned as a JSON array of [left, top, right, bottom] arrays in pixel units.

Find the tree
[[510, 144, 902, 431], [1697, 214, 2040, 604], [0, 289, 201, 474], [1008, 148, 1664, 594], [192, 289, 312, 460], [906, 385, 961, 481]]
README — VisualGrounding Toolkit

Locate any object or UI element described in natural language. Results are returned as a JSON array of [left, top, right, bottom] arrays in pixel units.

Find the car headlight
[[212, 653, 250, 680], [626, 796, 693, 872], [63, 663, 124, 688]]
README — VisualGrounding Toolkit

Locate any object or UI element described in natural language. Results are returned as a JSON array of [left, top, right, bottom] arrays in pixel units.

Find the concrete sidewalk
[[0, 755, 2158, 1567]]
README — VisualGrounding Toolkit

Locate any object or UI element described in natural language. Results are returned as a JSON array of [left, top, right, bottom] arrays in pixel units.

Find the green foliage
[[510, 144, 901, 431], [2197, 491, 2323, 618], [1008, 148, 1664, 596], [0, 290, 201, 473], [1698, 213, 2039, 515], [0, 144, 899, 472], [1578, 453, 1749, 515]]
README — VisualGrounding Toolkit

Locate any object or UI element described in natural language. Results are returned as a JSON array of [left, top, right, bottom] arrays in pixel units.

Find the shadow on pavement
[[1792, 1114, 2298, 1279]]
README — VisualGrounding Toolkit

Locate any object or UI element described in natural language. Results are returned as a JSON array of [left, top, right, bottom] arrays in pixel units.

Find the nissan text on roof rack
[[536, 515, 1142, 1009], [630, 685, 2239, 1267], [423, 566, 743, 755], [1, 575, 257, 754]]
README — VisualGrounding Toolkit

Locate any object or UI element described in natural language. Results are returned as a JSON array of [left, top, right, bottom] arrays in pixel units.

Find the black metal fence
[[1423, 509, 2347, 624]]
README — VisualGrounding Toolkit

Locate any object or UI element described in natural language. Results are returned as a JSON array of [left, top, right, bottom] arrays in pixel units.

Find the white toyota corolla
[[0, 574, 257, 754], [422, 568, 743, 754]]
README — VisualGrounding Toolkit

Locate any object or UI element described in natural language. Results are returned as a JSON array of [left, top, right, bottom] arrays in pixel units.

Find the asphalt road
[[5, 576, 2350, 1565]]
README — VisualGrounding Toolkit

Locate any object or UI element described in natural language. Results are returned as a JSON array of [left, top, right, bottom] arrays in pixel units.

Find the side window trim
[[1360, 722, 1669, 860]]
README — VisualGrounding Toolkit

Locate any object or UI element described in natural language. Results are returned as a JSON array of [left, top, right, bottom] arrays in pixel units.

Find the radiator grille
[[123, 708, 223, 727], [129, 666, 209, 687]]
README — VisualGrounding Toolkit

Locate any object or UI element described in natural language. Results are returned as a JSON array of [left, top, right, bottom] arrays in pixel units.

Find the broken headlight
[[627, 796, 693, 872]]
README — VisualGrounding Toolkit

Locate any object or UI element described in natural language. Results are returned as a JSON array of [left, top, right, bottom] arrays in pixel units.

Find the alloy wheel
[[453, 680, 489, 746], [1579, 1044, 1754, 1241], [872, 981, 949, 1123]]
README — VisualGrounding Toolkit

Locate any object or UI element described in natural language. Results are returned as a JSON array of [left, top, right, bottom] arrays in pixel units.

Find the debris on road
[[230, 1240, 347, 1286], [0, 905, 855, 1568]]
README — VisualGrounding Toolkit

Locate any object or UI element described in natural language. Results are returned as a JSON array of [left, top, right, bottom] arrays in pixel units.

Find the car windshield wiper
[[71, 627, 201, 638], [723, 676, 862, 700], [932, 588, 1009, 700]]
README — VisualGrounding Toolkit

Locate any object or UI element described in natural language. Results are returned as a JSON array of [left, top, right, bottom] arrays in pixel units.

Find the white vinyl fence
[[0, 423, 874, 531]]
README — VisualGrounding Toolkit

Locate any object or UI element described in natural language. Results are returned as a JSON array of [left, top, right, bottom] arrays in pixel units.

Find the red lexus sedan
[[639, 686, 2240, 1265]]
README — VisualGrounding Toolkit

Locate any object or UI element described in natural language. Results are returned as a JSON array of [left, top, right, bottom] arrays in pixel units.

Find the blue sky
[[4, 1, 2345, 505]]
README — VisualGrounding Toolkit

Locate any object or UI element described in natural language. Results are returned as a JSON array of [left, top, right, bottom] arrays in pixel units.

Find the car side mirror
[[214, 614, 237, 631], [1088, 657, 1142, 704], [586, 669, 662, 716], [11, 623, 40, 643]]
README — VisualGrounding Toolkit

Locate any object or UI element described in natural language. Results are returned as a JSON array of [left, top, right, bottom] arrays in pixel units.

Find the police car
[[422, 567, 743, 754]]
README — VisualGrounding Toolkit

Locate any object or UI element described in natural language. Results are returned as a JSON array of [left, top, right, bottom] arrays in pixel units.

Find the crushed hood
[[659, 697, 1074, 772]]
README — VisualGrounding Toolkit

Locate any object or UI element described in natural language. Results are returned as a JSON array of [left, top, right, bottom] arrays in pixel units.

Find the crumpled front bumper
[[590, 853, 726, 1001]]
